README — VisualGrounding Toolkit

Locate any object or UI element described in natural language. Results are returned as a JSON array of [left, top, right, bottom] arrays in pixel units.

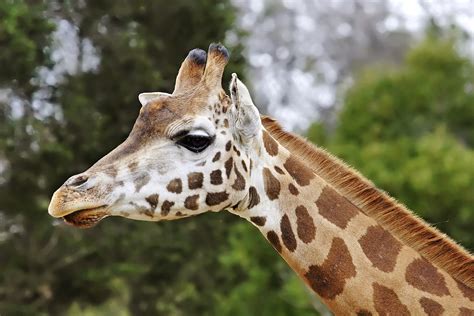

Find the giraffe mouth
[[62, 206, 110, 229]]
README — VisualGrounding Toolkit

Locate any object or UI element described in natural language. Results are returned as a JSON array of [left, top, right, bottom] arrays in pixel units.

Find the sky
[[233, 0, 474, 130]]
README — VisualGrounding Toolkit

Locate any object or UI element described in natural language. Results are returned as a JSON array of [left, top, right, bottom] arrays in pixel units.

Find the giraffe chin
[[63, 206, 110, 229]]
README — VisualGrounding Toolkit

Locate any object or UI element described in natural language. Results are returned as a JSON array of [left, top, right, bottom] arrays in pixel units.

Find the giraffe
[[49, 43, 474, 315]]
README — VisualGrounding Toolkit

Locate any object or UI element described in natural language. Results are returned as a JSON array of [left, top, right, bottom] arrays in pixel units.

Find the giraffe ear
[[229, 73, 262, 142], [138, 92, 171, 106]]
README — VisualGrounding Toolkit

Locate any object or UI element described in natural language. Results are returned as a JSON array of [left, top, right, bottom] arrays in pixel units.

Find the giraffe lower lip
[[62, 206, 109, 229]]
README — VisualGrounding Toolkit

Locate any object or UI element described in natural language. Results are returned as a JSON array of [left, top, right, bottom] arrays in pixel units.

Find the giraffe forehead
[[135, 101, 193, 137], [134, 89, 225, 137], [137, 100, 183, 134], [166, 114, 216, 137]]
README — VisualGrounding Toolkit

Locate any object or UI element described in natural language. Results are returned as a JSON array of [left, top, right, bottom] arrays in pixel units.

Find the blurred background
[[0, 0, 473, 315]]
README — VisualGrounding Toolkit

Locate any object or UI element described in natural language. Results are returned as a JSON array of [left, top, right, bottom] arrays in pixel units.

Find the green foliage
[[2, 1, 472, 314], [213, 222, 316, 316], [308, 36, 474, 250], [336, 36, 474, 146], [0, 1, 248, 314], [0, 0, 54, 89]]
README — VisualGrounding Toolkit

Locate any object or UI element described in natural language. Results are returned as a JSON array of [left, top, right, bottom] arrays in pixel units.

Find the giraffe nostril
[[65, 174, 89, 188]]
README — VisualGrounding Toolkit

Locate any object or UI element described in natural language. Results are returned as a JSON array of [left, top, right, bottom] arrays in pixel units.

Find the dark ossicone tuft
[[209, 42, 229, 60], [188, 48, 207, 65]]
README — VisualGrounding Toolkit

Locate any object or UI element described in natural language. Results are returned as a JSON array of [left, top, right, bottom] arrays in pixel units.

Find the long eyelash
[[172, 129, 212, 141], [171, 130, 190, 140]]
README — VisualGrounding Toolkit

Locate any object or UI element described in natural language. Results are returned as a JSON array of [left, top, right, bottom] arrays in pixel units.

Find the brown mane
[[261, 115, 474, 288]]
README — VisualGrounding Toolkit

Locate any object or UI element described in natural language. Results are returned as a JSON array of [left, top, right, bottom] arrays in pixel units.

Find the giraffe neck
[[230, 130, 474, 315]]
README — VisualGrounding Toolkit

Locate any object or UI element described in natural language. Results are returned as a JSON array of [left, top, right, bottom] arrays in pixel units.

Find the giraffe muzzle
[[48, 173, 112, 228], [62, 206, 110, 229]]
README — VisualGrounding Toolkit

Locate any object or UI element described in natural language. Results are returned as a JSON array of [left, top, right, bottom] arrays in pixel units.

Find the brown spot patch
[[224, 157, 233, 178], [263, 168, 280, 200], [161, 200, 174, 216], [356, 310, 372, 316], [280, 214, 297, 252], [104, 166, 118, 178], [262, 116, 474, 289], [212, 151, 221, 162], [405, 258, 450, 296], [206, 191, 229, 206], [145, 194, 159, 210], [315, 186, 359, 229], [210, 169, 223, 185], [184, 194, 199, 210], [188, 172, 204, 190], [460, 307, 474, 316], [267, 230, 282, 253], [250, 216, 266, 226], [139, 205, 154, 217], [304, 237, 356, 299], [295, 205, 316, 243], [223, 118, 229, 128], [283, 155, 314, 186], [225, 140, 232, 151], [166, 178, 182, 194], [359, 225, 402, 272], [274, 166, 284, 174], [288, 183, 299, 195], [232, 164, 246, 191], [241, 160, 248, 172], [134, 173, 150, 192], [419, 297, 444, 316], [233, 145, 241, 156], [248, 186, 260, 209], [128, 161, 138, 172], [457, 280, 474, 302], [372, 283, 409, 316], [263, 131, 279, 156]]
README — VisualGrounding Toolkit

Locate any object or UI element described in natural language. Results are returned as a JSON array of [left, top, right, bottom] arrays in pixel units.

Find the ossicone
[[173, 48, 208, 94], [202, 43, 230, 90]]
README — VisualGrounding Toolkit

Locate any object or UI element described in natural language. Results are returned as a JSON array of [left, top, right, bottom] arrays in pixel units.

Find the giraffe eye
[[176, 134, 214, 153]]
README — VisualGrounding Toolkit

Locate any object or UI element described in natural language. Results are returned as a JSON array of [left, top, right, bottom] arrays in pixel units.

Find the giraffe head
[[48, 44, 263, 228]]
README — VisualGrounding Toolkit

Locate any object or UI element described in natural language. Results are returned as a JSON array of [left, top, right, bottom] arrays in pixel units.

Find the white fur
[[229, 73, 262, 143], [138, 92, 171, 106]]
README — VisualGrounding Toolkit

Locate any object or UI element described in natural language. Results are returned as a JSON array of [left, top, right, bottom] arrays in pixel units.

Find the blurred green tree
[[308, 35, 474, 250], [213, 222, 318, 316], [0, 1, 246, 315], [2, 1, 472, 315]]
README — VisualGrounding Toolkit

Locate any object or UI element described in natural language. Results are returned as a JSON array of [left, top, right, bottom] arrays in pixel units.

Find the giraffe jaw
[[62, 206, 110, 229]]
